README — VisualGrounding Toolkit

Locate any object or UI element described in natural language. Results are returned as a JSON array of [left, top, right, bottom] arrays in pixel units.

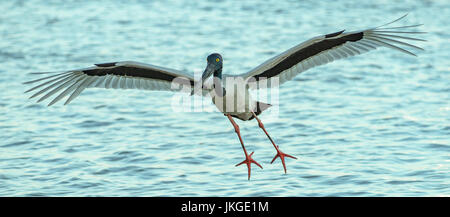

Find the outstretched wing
[[239, 14, 426, 88], [24, 61, 202, 106]]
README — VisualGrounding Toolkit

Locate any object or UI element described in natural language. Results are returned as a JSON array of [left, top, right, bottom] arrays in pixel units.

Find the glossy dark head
[[207, 53, 223, 65], [202, 53, 223, 83]]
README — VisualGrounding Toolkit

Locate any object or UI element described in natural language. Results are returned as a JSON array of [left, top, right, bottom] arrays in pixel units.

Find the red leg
[[251, 111, 297, 174], [226, 114, 262, 180]]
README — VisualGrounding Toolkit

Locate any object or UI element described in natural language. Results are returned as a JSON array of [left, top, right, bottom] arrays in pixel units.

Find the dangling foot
[[250, 111, 297, 174], [236, 151, 263, 180], [271, 145, 297, 174]]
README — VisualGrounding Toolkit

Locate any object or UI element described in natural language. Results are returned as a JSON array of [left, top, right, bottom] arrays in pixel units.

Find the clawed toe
[[236, 151, 263, 180], [271, 146, 297, 174]]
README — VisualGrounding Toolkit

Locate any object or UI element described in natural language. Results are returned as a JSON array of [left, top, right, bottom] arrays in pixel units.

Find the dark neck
[[213, 67, 222, 79], [213, 68, 225, 96]]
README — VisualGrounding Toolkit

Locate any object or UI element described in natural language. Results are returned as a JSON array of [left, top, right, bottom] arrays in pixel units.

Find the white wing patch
[[242, 14, 425, 88], [24, 62, 198, 106]]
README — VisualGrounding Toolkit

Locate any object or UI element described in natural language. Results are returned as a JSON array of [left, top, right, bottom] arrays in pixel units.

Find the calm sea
[[0, 0, 448, 196]]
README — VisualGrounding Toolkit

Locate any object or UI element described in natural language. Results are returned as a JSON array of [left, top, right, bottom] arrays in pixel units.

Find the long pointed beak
[[191, 63, 215, 96], [201, 63, 215, 84]]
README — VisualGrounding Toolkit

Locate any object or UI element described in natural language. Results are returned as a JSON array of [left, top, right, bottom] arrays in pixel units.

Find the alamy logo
[[170, 72, 280, 119]]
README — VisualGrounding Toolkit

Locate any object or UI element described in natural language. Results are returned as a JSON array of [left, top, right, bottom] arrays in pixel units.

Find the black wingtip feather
[[94, 62, 117, 67], [325, 30, 345, 38]]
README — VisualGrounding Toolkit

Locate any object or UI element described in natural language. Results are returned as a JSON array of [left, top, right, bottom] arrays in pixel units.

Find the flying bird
[[24, 14, 425, 180]]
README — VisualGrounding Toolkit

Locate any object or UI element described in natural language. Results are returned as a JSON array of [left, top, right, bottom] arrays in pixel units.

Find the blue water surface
[[0, 0, 449, 196]]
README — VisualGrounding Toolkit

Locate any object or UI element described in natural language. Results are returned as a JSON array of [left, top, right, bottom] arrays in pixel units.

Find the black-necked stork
[[24, 14, 425, 180]]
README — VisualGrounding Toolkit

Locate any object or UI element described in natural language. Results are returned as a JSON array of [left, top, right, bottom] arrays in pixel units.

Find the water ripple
[[1, 0, 448, 196]]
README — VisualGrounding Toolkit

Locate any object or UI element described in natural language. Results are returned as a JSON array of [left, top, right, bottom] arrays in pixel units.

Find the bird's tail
[[249, 101, 272, 120]]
